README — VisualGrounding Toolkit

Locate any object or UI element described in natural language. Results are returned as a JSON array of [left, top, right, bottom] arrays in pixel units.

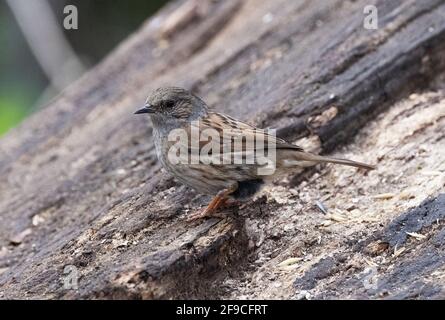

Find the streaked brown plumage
[[135, 87, 375, 220]]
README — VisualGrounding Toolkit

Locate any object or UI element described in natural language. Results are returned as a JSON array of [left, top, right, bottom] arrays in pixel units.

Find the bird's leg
[[187, 183, 238, 221]]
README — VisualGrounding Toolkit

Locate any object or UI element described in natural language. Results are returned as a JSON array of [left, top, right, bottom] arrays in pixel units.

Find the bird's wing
[[196, 112, 303, 152]]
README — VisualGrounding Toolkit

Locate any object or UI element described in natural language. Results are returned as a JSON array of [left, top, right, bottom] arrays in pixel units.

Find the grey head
[[134, 87, 208, 132]]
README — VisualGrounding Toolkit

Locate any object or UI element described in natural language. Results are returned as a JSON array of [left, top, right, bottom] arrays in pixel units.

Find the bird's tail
[[289, 151, 375, 170]]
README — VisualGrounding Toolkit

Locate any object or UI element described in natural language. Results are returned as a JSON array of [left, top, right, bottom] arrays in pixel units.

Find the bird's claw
[[186, 207, 225, 221]]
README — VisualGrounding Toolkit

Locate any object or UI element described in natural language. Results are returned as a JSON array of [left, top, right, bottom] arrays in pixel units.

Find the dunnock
[[135, 87, 374, 220]]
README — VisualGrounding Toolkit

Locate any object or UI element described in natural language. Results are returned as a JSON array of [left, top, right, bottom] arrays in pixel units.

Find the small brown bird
[[135, 87, 374, 220]]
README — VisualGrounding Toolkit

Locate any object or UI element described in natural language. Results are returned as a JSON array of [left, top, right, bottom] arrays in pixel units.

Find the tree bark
[[1, 0, 445, 299]]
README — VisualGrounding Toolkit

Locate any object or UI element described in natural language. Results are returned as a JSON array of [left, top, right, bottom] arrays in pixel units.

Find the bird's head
[[135, 87, 208, 124]]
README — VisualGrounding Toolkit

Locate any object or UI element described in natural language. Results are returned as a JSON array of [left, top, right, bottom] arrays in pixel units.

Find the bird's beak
[[134, 104, 154, 115]]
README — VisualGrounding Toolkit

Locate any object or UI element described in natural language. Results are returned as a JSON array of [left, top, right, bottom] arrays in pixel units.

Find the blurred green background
[[0, 0, 170, 136]]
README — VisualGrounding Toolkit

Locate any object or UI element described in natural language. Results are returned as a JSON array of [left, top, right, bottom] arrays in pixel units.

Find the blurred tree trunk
[[1, 0, 445, 299]]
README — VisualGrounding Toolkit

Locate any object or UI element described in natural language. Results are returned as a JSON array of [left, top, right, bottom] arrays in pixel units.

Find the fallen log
[[1, 0, 445, 299]]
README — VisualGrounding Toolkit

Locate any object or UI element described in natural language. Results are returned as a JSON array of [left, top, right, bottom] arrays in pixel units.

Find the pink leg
[[187, 184, 238, 221]]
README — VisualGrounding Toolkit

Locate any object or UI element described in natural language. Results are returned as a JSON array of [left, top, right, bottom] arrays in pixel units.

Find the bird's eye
[[163, 100, 175, 109]]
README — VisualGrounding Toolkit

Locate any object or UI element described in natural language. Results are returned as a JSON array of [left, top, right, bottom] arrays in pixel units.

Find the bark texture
[[1, 0, 445, 299]]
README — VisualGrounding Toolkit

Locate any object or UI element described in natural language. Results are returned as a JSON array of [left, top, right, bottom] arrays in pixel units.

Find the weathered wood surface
[[1, 0, 445, 299]]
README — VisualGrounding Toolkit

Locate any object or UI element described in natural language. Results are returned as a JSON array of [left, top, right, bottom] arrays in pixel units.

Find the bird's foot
[[186, 184, 238, 221], [186, 195, 226, 221], [186, 199, 240, 221], [186, 207, 226, 221]]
